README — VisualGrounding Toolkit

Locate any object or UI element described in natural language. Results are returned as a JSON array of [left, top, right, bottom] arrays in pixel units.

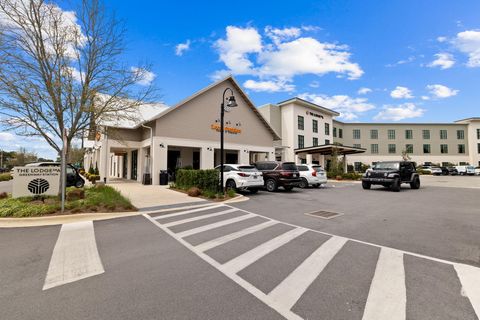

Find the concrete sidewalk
[[109, 179, 207, 211]]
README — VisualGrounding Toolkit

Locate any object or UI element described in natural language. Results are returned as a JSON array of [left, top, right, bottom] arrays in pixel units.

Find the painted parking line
[[43, 221, 104, 290], [362, 248, 406, 320], [163, 208, 238, 227], [455, 264, 480, 317], [153, 204, 223, 220], [176, 213, 256, 238]]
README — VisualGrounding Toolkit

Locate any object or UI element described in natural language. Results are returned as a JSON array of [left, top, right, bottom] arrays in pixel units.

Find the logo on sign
[[27, 178, 50, 195]]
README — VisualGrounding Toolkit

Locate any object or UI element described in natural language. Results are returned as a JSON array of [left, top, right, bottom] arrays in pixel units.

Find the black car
[[441, 166, 458, 175], [254, 161, 301, 192], [25, 162, 85, 188], [362, 161, 420, 192]]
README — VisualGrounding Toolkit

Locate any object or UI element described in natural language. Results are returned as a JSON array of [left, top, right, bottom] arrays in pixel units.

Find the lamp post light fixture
[[220, 87, 238, 193]]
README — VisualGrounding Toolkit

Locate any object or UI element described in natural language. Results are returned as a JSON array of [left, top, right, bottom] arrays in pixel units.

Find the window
[[458, 144, 465, 154], [440, 130, 448, 139], [423, 144, 431, 154], [478, 129, 480, 140], [333, 127, 337, 137], [297, 165, 309, 171], [298, 135, 304, 148], [353, 129, 361, 139], [354, 162, 362, 172], [371, 144, 379, 154], [440, 144, 448, 154], [370, 129, 378, 139], [405, 144, 413, 153], [312, 119, 318, 133], [313, 137, 318, 146], [325, 139, 330, 145], [297, 116, 304, 130], [388, 144, 396, 154], [388, 129, 396, 140], [478, 143, 480, 153], [423, 129, 430, 139], [457, 130, 465, 140], [405, 130, 413, 139], [339, 128, 343, 139], [353, 144, 361, 149], [325, 123, 330, 135]]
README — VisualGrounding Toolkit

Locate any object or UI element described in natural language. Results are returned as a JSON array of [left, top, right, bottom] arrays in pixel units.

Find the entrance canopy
[[295, 144, 366, 155]]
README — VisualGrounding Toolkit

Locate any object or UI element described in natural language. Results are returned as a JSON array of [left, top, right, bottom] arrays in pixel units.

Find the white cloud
[[299, 93, 375, 120], [421, 95, 430, 100], [428, 53, 455, 69], [454, 30, 480, 67], [426, 84, 458, 98], [243, 79, 295, 92], [374, 103, 425, 121], [131, 67, 156, 86], [175, 40, 191, 56], [437, 36, 447, 43], [0, 132, 15, 142], [357, 87, 372, 95], [390, 86, 414, 99], [386, 56, 415, 67], [309, 81, 320, 88], [213, 25, 363, 87]]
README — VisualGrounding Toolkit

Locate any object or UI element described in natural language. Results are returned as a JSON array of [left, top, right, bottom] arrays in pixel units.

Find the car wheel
[[250, 189, 259, 194], [410, 176, 420, 189], [265, 179, 278, 192], [313, 184, 320, 188], [284, 186, 294, 191], [299, 178, 308, 189], [362, 181, 371, 190], [75, 179, 85, 188], [226, 179, 236, 191], [391, 178, 401, 192]]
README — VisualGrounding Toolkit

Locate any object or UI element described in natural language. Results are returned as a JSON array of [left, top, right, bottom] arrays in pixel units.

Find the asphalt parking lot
[[232, 176, 480, 267]]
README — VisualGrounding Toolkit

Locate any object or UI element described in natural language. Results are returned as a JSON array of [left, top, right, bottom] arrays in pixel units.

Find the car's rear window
[[238, 166, 258, 172], [281, 163, 297, 171], [297, 165, 308, 171], [312, 166, 325, 172]]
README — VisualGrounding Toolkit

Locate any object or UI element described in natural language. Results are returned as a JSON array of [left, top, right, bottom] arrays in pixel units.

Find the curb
[[223, 194, 250, 203]]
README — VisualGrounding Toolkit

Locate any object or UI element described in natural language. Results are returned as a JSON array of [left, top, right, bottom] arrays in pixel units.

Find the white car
[[296, 164, 327, 188], [455, 165, 476, 176], [475, 167, 480, 176], [215, 164, 263, 193], [419, 165, 442, 175]]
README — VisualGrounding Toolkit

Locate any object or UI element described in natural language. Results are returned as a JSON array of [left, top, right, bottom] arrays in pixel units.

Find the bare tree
[[0, 0, 155, 160]]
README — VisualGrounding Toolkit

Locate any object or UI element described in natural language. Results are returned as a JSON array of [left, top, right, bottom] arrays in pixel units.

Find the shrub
[[89, 175, 100, 182], [227, 188, 236, 198], [187, 187, 201, 197], [94, 163, 99, 175], [66, 189, 85, 201], [88, 165, 95, 175], [176, 169, 219, 194], [0, 173, 13, 181], [0, 192, 8, 199], [202, 190, 216, 199]]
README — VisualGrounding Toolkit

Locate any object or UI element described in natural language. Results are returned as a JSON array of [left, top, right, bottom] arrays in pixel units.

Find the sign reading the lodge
[[210, 124, 242, 134], [12, 167, 61, 198]]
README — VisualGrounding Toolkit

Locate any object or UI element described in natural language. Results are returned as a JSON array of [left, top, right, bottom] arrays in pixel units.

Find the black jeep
[[362, 161, 420, 192]]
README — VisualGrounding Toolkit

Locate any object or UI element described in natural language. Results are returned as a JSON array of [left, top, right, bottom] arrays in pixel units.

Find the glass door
[[131, 150, 138, 180]]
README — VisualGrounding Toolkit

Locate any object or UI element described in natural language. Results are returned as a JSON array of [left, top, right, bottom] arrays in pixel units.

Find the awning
[[294, 144, 366, 155]]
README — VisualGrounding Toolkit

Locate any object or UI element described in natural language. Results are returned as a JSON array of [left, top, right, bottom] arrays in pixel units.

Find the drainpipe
[[141, 124, 154, 184], [104, 128, 108, 183]]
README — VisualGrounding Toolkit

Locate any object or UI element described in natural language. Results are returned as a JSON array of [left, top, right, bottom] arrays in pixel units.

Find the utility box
[[159, 170, 168, 185], [142, 173, 151, 185]]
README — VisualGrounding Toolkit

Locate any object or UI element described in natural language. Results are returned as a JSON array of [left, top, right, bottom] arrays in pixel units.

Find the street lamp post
[[220, 88, 238, 194]]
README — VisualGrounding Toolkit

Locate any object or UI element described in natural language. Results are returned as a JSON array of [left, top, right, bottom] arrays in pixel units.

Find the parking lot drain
[[305, 211, 343, 220]]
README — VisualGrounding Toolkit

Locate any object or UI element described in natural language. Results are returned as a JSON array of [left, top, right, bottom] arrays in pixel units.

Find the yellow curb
[[0, 211, 141, 228]]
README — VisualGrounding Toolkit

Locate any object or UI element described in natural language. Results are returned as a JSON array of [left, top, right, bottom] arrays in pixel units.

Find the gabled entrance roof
[[295, 144, 366, 155]]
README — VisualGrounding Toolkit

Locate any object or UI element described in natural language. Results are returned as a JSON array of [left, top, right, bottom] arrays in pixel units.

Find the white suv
[[215, 164, 264, 193], [296, 164, 327, 188]]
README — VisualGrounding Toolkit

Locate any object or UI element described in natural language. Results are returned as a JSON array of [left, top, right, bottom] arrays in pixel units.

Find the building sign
[[306, 111, 324, 119], [210, 124, 242, 134], [12, 167, 61, 198]]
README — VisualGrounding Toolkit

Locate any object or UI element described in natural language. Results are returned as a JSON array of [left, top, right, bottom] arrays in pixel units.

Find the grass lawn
[[0, 185, 136, 218]]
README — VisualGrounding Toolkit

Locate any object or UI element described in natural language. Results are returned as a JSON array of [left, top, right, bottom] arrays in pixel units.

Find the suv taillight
[[312, 171, 317, 177], [280, 171, 292, 177], [237, 172, 250, 177]]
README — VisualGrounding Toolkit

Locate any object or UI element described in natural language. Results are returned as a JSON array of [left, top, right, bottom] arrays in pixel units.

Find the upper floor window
[[353, 129, 361, 139], [477, 129, 480, 140], [405, 144, 413, 153], [298, 116, 304, 130], [313, 137, 318, 146], [339, 128, 343, 139], [457, 130, 465, 140], [371, 144, 379, 154], [440, 130, 448, 139], [333, 127, 337, 138], [423, 144, 431, 154], [325, 139, 330, 145], [325, 123, 330, 136], [388, 129, 396, 140], [405, 130, 413, 139], [458, 144, 465, 154], [440, 144, 448, 154], [353, 143, 361, 149], [370, 129, 378, 139], [298, 135, 304, 149], [423, 129, 430, 139], [388, 144, 396, 154], [312, 120, 318, 133]]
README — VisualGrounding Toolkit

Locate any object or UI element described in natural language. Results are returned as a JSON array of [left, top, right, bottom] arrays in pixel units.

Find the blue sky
[[2, 0, 480, 159]]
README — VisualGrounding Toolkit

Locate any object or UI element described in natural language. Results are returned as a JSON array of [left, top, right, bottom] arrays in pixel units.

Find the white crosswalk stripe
[[144, 204, 480, 320], [153, 204, 223, 220], [163, 208, 238, 227], [196, 220, 278, 252]]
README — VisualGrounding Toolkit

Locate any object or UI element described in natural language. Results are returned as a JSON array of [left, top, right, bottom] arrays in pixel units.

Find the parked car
[[254, 161, 301, 192], [418, 165, 442, 175], [455, 165, 476, 176], [443, 167, 458, 175], [215, 164, 263, 193], [25, 162, 85, 188], [362, 161, 420, 192], [475, 167, 480, 176], [296, 164, 327, 188]]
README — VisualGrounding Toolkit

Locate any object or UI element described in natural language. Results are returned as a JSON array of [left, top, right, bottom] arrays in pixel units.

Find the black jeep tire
[[284, 186, 294, 191], [250, 188, 259, 194], [391, 178, 401, 192], [75, 179, 85, 188], [226, 179, 237, 191], [410, 176, 420, 189], [362, 181, 371, 189], [265, 179, 278, 192], [299, 178, 309, 189]]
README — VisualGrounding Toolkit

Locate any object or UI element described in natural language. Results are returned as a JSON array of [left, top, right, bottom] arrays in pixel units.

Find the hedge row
[[175, 169, 219, 193], [0, 173, 13, 181]]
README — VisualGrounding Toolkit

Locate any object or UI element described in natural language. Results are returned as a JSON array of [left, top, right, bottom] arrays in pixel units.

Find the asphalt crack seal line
[[43, 220, 105, 290]]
